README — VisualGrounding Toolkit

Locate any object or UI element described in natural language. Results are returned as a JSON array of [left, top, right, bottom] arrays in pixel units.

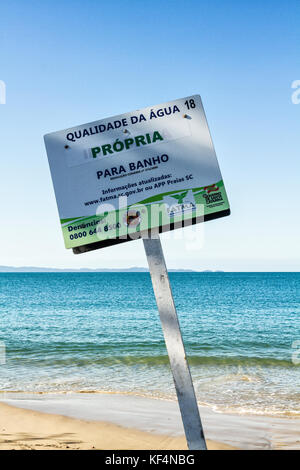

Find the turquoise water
[[0, 272, 299, 416]]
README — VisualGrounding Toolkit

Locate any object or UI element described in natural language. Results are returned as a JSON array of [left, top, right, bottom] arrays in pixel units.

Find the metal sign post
[[143, 232, 207, 450]]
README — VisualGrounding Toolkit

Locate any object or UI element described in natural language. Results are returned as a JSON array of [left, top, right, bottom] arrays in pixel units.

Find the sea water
[[0, 272, 299, 417]]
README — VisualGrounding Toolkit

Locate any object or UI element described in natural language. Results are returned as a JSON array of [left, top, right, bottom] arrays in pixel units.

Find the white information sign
[[44, 95, 230, 252]]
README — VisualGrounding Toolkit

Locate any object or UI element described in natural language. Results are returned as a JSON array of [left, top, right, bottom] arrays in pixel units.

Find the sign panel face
[[44, 95, 230, 252]]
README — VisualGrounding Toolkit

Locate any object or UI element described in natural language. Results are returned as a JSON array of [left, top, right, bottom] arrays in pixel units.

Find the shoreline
[[0, 401, 234, 451], [0, 389, 298, 419], [1, 392, 299, 450]]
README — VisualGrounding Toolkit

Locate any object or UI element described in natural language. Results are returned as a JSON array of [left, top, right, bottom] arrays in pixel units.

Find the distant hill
[[0, 266, 223, 273]]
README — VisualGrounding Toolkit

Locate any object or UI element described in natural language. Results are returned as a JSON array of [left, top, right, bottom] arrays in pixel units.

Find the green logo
[[171, 191, 188, 204]]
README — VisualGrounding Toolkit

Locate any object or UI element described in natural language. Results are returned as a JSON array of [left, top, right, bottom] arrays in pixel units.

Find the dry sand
[[0, 402, 234, 450]]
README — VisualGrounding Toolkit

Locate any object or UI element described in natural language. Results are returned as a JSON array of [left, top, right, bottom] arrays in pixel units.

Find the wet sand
[[0, 392, 299, 450]]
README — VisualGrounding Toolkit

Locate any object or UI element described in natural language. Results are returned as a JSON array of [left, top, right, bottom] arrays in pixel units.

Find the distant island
[[0, 266, 224, 273]]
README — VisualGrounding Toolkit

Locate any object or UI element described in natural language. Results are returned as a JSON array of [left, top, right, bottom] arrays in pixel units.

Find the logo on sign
[[165, 191, 196, 218]]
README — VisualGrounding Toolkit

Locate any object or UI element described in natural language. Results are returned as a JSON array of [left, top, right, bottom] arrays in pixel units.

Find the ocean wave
[[5, 353, 298, 367]]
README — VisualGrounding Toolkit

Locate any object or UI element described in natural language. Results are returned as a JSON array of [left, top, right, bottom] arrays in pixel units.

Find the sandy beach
[[0, 401, 233, 451], [0, 393, 299, 450]]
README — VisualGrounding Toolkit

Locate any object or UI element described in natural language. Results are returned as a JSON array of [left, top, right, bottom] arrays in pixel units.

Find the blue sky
[[0, 0, 299, 271]]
